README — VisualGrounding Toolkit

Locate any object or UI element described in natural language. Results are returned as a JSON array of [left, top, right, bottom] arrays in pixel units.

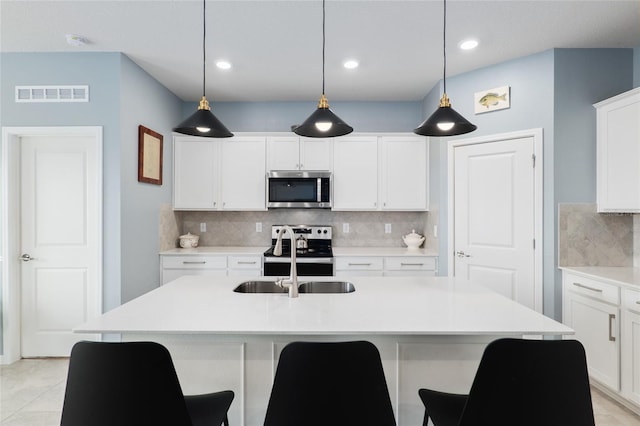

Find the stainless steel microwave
[[267, 171, 332, 209]]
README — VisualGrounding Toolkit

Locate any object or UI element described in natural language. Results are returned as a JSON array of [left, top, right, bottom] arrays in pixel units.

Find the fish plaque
[[474, 86, 510, 114]]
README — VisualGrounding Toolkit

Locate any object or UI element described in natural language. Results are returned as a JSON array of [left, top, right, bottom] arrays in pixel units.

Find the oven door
[[263, 257, 334, 276]]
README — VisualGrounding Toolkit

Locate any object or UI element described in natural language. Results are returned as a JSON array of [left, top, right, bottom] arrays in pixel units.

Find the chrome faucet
[[273, 225, 299, 298]]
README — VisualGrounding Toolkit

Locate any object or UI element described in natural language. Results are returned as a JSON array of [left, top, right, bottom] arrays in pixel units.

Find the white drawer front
[[335, 257, 383, 271], [162, 255, 227, 269], [622, 288, 640, 313], [565, 272, 620, 305], [228, 255, 262, 270], [384, 256, 436, 271]]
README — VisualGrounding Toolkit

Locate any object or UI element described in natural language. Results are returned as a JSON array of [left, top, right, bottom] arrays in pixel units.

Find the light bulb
[[196, 126, 211, 133], [437, 122, 454, 131], [315, 122, 332, 132]]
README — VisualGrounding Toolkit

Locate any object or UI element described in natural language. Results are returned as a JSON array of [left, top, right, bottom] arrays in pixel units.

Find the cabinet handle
[[572, 282, 603, 293], [183, 261, 206, 265], [401, 263, 424, 266], [608, 314, 616, 342], [237, 261, 257, 265], [348, 263, 372, 266]]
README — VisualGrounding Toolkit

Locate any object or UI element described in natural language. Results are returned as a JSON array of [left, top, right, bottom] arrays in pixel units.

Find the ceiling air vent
[[15, 85, 89, 103]]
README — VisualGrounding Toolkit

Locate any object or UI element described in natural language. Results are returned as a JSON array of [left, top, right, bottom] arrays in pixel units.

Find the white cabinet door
[[333, 136, 379, 210], [380, 136, 428, 210], [564, 289, 620, 391], [174, 137, 219, 210], [267, 136, 300, 170], [300, 137, 333, 171], [622, 289, 640, 405], [220, 137, 267, 210], [596, 88, 640, 212]]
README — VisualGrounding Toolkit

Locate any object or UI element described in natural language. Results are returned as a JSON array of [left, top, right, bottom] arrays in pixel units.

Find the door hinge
[[533, 239, 536, 249], [532, 154, 536, 168]]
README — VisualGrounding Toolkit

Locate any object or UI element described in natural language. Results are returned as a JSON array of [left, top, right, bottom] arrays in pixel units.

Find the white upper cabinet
[[380, 136, 428, 211], [267, 136, 333, 171], [595, 87, 640, 212], [220, 137, 267, 210], [173, 136, 220, 210], [174, 135, 266, 211], [333, 136, 379, 210]]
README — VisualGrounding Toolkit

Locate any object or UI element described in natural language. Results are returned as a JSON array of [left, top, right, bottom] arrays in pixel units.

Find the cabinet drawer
[[565, 272, 620, 305], [384, 256, 436, 271], [335, 257, 383, 271], [162, 255, 227, 269], [228, 255, 262, 270], [623, 288, 640, 313]]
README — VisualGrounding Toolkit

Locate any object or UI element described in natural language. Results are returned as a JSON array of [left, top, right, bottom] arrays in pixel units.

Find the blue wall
[[0, 52, 182, 354], [424, 48, 633, 319]]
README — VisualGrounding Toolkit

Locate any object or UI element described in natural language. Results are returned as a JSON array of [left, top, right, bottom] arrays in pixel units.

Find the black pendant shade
[[174, 97, 233, 138], [173, 0, 233, 138], [414, 95, 477, 137], [414, 0, 476, 137], [293, 95, 353, 138], [292, 0, 353, 138]]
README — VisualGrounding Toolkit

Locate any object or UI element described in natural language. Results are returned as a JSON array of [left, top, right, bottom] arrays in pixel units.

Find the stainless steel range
[[263, 225, 333, 276]]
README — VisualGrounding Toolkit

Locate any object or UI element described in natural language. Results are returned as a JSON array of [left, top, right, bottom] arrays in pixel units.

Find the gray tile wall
[[558, 203, 633, 266], [159, 204, 435, 250]]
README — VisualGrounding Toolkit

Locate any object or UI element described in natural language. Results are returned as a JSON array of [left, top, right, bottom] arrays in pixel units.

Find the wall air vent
[[15, 85, 89, 103]]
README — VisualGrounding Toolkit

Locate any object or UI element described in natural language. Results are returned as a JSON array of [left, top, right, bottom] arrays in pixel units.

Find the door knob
[[20, 253, 36, 262], [456, 251, 471, 258]]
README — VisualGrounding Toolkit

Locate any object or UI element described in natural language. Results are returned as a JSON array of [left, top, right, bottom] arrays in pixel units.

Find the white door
[[451, 133, 540, 310], [20, 133, 101, 357]]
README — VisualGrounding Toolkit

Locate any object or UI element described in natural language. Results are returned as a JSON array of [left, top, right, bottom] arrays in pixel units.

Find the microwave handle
[[317, 178, 322, 202]]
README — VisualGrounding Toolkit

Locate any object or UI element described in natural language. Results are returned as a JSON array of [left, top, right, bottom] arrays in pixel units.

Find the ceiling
[[2, 0, 639, 103]]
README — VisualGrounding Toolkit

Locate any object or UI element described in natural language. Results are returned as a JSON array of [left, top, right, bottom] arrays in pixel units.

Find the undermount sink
[[298, 281, 355, 294], [233, 280, 355, 294], [233, 281, 286, 293]]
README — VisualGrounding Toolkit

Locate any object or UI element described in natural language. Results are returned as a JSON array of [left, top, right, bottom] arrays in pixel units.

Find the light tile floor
[[1, 357, 640, 425]]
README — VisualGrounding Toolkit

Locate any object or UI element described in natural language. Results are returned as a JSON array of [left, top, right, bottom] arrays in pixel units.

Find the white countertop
[[160, 246, 438, 257], [332, 247, 438, 257], [160, 246, 267, 255], [560, 266, 640, 290], [77, 275, 571, 336]]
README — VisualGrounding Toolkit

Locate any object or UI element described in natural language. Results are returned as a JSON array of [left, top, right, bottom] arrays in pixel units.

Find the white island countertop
[[76, 275, 571, 336]]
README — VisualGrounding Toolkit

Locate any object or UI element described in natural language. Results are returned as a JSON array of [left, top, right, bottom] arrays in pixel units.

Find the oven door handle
[[263, 257, 334, 264]]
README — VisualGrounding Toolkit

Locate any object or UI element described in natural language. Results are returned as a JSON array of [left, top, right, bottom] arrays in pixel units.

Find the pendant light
[[174, 0, 233, 138], [414, 0, 476, 137], [292, 0, 353, 138]]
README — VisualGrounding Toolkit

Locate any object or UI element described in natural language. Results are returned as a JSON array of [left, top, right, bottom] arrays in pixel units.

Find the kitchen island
[[77, 275, 572, 426]]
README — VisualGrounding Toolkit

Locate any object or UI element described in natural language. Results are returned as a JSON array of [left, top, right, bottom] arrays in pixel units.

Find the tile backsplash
[[159, 204, 435, 251], [558, 203, 633, 266]]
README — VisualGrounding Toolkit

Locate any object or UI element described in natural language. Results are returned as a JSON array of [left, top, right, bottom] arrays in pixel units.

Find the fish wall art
[[474, 86, 510, 114]]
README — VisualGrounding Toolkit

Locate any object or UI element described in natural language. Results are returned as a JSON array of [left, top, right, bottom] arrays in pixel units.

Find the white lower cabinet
[[383, 256, 437, 277], [336, 255, 438, 277], [622, 288, 640, 406], [335, 257, 384, 277], [161, 254, 262, 284], [161, 255, 227, 285], [227, 255, 262, 277]]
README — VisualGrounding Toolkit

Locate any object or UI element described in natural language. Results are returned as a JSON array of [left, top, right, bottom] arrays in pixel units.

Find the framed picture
[[474, 86, 510, 114], [138, 125, 163, 185]]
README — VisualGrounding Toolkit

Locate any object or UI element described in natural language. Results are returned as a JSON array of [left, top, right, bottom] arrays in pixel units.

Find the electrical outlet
[[200, 223, 206, 232], [385, 223, 392, 234], [343, 223, 350, 233], [256, 222, 262, 233]]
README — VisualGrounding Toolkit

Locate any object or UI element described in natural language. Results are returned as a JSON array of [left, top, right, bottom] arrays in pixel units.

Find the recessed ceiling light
[[459, 39, 479, 50], [216, 60, 232, 70], [343, 60, 359, 70], [65, 34, 88, 47]]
